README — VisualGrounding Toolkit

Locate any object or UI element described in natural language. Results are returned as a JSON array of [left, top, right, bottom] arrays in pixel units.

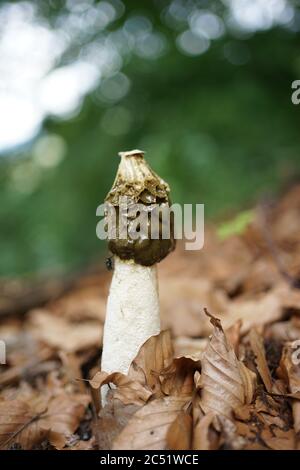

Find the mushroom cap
[[105, 150, 176, 266]]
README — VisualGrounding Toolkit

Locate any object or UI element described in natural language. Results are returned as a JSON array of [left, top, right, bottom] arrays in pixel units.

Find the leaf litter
[[1, 186, 300, 449]]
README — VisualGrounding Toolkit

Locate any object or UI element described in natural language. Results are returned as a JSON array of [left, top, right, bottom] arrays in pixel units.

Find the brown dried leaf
[[89, 371, 152, 406], [200, 311, 256, 418], [39, 393, 90, 449], [128, 330, 174, 397], [0, 399, 48, 450], [166, 411, 192, 450], [0, 391, 90, 450], [112, 397, 188, 450], [160, 356, 200, 397], [29, 309, 101, 353], [249, 328, 273, 392], [173, 336, 207, 360], [222, 285, 289, 333], [95, 397, 139, 450], [225, 320, 242, 356], [261, 427, 295, 450], [192, 411, 219, 450]]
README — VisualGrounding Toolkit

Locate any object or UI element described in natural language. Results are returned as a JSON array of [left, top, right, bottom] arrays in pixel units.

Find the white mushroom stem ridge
[[101, 256, 160, 376]]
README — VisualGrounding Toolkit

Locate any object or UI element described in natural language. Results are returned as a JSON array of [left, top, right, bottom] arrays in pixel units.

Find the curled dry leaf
[[192, 408, 219, 450], [128, 330, 174, 397], [200, 311, 256, 418], [160, 357, 200, 397], [89, 371, 152, 406], [91, 330, 174, 407], [225, 320, 242, 356], [112, 397, 189, 450]]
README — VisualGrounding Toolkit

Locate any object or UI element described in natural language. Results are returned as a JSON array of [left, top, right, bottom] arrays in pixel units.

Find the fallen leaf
[[89, 371, 152, 406], [226, 320, 242, 356], [112, 397, 189, 450], [166, 411, 192, 450], [38, 393, 90, 449], [29, 309, 102, 352], [261, 427, 295, 450], [0, 391, 90, 450], [0, 399, 47, 450], [96, 397, 139, 450], [249, 328, 273, 392], [160, 356, 200, 397], [173, 336, 207, 360], [222, 287, 286, 333], [192, 410, 219, 450], [200, 311, 256, 418], [128, 330, 174, 397]]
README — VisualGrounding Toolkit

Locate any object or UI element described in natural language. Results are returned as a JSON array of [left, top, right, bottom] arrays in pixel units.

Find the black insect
[[105, 256, 114, 271]]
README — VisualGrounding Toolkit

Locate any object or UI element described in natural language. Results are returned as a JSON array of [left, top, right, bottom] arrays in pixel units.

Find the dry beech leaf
[[160, 357, 200, 397], [261, 427, 295, 450], [166, 411, 192, 450], [200, 310, 256, 418], [277, 344, 300, 433], [128, 330, 174, 397], [29, 309, 101, 353], [112, 397, 189, 450], [173, 336, 207, 360], [96, 397, 139, 450], [221, 286, 288, 334], [89, 371, 152, 406], [232, 393, 295, 450], [225, 320, 242, 356], [249, 328, 273, 393], [0, 392, 90, 450], [0, 399, 48, 450], [90, 330, 174, 406], [38, 393, 90, 449]]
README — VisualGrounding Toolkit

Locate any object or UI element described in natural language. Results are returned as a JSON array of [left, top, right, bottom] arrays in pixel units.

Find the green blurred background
[[0, 0, 300, 277]]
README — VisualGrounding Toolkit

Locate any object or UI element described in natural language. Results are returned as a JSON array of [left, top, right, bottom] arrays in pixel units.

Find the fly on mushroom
[[105, 255, 114, 271]]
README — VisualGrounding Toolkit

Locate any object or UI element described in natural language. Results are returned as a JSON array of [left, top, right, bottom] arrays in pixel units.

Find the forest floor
[[1, 186, 300, 450]]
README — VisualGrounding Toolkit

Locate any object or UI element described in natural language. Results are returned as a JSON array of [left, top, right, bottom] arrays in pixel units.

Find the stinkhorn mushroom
[[101, 149, 175, 383]]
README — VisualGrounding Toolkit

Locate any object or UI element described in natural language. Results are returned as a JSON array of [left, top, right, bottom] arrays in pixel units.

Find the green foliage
[[1, 0, 300, 276]]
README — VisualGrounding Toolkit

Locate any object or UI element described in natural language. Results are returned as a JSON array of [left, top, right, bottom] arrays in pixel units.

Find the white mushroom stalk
[[101, 150, 175, 383]]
